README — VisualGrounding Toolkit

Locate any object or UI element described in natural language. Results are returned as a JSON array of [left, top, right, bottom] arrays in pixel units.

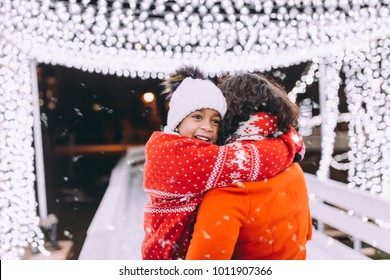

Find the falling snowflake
[[158, 239, 171, 248], [72, 155, 83, 162], [40, 112, 48, 128], [60, 128, 68, 137], [145, 227, 153, 234], [74, 108, 83, 116], [292, 234, 298, 242], [234, 182, 246, 188], [202, 230, 211, 239], [63, 230, 73, 239], [180, 196, 190, 203]]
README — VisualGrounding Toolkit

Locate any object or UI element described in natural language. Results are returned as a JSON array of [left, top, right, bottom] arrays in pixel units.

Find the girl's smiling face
[[176, 108, 221, 144]]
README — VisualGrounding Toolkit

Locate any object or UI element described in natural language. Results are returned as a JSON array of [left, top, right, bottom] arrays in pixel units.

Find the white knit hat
[[165, 77, 227, 133]]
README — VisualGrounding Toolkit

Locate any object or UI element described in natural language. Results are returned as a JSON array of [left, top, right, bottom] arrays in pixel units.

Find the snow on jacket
[[185, 163, 312, 260], [142, 112, 304, 260]]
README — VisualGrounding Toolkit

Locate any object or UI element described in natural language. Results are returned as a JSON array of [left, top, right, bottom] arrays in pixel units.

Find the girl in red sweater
[[142, 67, 305, 260], [186, 73, 312, 260]]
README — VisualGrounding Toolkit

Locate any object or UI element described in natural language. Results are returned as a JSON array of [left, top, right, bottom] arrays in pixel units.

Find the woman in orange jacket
[[186, 73, 312, 260]]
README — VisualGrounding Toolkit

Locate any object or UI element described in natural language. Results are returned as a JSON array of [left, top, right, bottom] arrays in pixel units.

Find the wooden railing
[[305, 173, 390, 260]]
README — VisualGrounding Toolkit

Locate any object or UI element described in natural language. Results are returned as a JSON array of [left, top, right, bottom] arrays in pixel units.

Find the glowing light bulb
[[142, 92, 155, 103]]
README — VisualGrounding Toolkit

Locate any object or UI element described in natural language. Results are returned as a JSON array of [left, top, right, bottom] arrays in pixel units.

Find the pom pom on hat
[[165, 77, 227, 133]]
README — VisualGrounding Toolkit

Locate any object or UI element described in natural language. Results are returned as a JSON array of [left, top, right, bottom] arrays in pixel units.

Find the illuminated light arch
[[0, 0, 389, 259]]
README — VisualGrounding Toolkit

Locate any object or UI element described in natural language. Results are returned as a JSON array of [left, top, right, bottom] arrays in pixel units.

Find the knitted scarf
[[226, 112, 278, 143]]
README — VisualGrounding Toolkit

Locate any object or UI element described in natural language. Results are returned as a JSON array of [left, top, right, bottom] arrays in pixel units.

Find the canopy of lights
[[0, 0, 389, 259]]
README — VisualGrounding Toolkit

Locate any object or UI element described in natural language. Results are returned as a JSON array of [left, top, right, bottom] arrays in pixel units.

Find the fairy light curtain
[[343, 39, 390, 194], [0, 0, 389, 259], [0, 40, 47, 259]]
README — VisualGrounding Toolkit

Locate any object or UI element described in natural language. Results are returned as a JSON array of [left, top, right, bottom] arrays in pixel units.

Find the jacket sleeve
[[173, 127, 302, 192]]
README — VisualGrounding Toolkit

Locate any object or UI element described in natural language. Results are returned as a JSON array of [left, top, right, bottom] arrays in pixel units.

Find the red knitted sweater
[[142, 112, 303, 259]]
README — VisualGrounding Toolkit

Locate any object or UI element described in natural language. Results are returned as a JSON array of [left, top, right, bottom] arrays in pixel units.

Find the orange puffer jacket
[[186, 163, 312, 260]]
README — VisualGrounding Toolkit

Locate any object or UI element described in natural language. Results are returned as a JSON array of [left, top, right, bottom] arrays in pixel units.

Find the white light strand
[[288, 60, 320, 103], [287, 60, 320, 137], [330, 152, 350, 171], [298, 98, 314, 137], [288, 61, 352, 137], [0, 39, 47, 259], [316, 56, 343, 180], [343, 39, 390, 198], [289, 60, 351, 137], [0, 0, 389, 76]]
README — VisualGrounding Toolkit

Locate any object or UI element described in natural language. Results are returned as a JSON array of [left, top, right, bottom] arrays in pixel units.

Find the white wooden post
[[31, 61, 48, 218]]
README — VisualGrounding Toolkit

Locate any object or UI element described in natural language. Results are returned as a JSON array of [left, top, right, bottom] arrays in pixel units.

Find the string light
[[0, 39, 47, 259], [288, 61, 320, 137], [288, 60, 320, 104], [0, 0, 389, 258], [316, 56, 343, 180], [142, 92, 155, 104], [343, 39, 390, 198], [1, 1, 389, 76]]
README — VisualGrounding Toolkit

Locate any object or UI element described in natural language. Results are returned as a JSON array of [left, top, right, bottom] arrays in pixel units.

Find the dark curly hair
[[161, 65, 206, 100], [218, 73, 299, 143]]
